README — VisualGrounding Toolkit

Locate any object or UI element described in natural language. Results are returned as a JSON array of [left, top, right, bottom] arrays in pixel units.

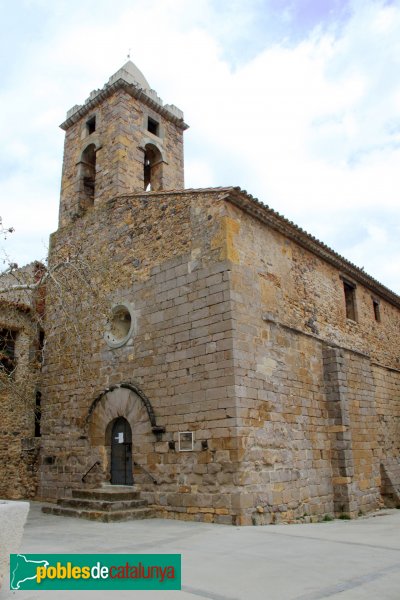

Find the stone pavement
[[2, 503, 400, 600]]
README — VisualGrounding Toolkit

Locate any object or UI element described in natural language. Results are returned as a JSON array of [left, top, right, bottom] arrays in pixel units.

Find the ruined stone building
[[0, 262, 44, 499], [1, 61, 399, 524]]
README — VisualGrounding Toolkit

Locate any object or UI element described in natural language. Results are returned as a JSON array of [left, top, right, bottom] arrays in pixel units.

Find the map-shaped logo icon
[[10, 554, 49, 590]]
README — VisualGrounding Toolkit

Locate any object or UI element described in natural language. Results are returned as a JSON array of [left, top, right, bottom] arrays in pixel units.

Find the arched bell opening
[[144, 143, 164, 191], [77, 143, 96, 209]]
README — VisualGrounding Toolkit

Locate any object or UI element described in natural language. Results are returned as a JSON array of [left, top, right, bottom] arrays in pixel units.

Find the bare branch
[[0, 217, 14, 239], [0, 283, 38, 293]]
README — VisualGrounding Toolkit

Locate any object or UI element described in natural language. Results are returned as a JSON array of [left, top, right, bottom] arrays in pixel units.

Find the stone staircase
[[41, 486, 155, 522]]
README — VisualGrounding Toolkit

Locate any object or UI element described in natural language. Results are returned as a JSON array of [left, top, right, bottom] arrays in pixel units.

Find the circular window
[[104, 304, 135, 348]]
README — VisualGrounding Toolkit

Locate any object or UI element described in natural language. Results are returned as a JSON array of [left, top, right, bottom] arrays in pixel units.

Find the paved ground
[[2, 503, 400, 600]]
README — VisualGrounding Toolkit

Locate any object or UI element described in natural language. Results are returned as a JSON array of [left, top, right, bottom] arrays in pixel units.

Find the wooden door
[[111, 417, 133, 485]]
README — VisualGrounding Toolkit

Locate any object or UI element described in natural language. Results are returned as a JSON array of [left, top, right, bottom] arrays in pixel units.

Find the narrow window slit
[[343, 281, 357, 321], [373, 299, 381, 322]]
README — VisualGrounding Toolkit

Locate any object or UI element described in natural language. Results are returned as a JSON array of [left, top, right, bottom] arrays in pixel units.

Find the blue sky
[[1, 0, 400, 292]]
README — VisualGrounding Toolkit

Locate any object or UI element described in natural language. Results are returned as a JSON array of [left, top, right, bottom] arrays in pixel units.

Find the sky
[[1, 0, 400, 293]]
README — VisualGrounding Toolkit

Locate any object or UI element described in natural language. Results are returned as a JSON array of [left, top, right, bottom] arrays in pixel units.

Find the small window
[[35, 391, 42, 437], [0, 328, 17, 375], [343, 281, 357, 321], [104, 303, 135, 348], [147, 117, 159, 136], [373, 299, 381, 322], [86, 116, 96, 135]]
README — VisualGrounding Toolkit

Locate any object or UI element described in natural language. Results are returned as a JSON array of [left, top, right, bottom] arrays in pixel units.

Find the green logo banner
[[10, 553, 181, 590]]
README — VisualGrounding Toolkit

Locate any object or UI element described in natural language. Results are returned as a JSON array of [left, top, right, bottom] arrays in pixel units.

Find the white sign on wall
[[178, 431, 194, 451]]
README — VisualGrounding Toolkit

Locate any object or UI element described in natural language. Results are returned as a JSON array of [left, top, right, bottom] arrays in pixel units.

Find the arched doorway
[[111, 417, 133, 485]]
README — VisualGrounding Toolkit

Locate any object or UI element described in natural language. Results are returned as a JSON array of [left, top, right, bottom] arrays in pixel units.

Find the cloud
[[179, 0, 400, 290]]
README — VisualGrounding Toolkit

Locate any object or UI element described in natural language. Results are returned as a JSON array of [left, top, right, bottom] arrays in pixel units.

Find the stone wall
[[345, 351, 381, 514], [223, 194, 399, 523], [374, 364, 400, 506], [0, 303, 40, 499], [236, 323, 335, 525]]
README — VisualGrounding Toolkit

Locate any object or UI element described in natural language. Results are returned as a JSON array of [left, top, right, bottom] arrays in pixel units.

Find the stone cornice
[[60, 78, 189, 132]]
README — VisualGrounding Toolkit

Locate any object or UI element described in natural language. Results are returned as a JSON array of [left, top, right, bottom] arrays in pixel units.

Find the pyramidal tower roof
[[108, 60, 150, 90], [61, 60, 187, 130]]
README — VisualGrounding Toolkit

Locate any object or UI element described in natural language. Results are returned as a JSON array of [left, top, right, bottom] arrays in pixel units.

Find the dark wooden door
[[111, 417, 133, 485]]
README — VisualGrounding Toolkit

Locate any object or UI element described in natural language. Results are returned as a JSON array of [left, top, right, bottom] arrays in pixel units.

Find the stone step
[[58, 497, 148, 511], [72, 488, 140, 501], [42, 504, 155, 523]]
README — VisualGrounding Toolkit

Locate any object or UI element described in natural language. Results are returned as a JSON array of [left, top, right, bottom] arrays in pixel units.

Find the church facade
[[1, 61, 399, 525]]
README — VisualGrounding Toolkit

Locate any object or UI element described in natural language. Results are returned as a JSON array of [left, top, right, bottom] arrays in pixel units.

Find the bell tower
[[58, 61, 188, 227]]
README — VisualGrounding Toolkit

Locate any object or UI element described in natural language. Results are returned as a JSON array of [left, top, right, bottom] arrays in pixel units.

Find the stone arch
[[87, 386, 154, 443], [86, 382, 165, 439], [143, 142, 164, 191], [87, 386, 157, 485]]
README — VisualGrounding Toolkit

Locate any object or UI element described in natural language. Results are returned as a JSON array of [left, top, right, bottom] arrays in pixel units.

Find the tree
[[0, 216, 14, 239], [0, 229, 116, 498], [0, 244, 114, 404]]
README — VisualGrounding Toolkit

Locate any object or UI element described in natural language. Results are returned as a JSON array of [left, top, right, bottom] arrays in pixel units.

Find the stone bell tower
[[58, 61, 188, 228]]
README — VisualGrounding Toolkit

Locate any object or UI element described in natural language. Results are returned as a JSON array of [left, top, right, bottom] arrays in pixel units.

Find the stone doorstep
[[72, 488, 140, 501], [42, 505, 155, 523], [58, 498, 148, 511], [99, 484, 140, 492]]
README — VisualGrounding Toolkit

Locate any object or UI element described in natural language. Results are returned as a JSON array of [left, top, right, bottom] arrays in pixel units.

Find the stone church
[[1, 61, 399, 525]]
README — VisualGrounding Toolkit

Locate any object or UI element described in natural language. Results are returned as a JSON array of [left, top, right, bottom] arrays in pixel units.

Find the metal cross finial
[[127, 48, 131, 60]]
